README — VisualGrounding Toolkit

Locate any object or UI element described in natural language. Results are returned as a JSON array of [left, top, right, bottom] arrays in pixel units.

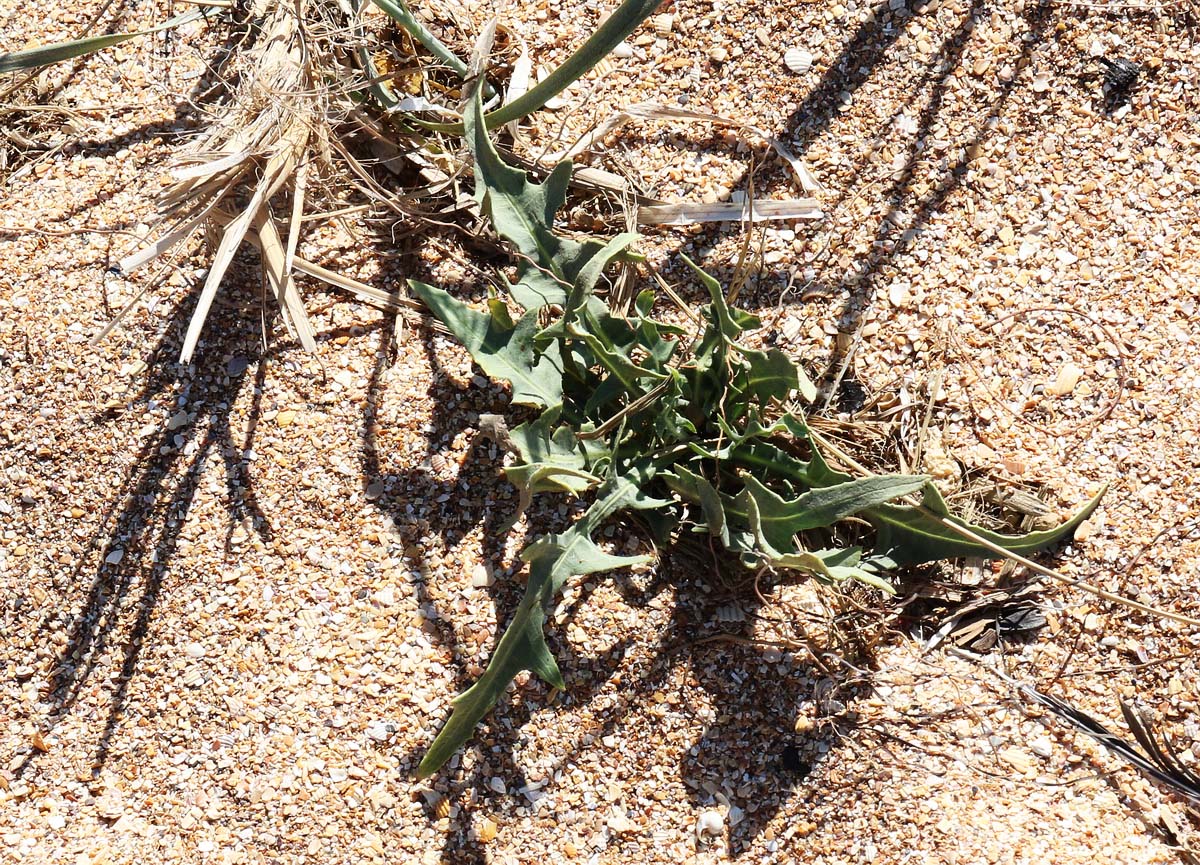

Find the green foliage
[[0, 8, 211, 74], [410, 85, 1104, 777]]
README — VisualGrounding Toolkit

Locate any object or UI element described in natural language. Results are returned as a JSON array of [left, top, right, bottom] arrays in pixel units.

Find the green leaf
[[464, 86, 638, 310], [767, 547, 896, 594], [681, 254, 758, 342], [409, 281, 562, 408], [503, 409, 603, 525], [662, 465, 728, 545], [418, 465, 665, 778], [866, 482, 1108, 566], [731, 473, 929, 557], [732, 344, 802, 405], [411, 0, 663, 133], [367, 0, 471, 82], [566, 321, 667, 394], [0, 9, 207, 74]]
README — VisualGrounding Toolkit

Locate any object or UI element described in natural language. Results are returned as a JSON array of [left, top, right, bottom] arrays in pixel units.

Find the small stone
[[46, 813, 65, 830], [471, 564, 494, 588], [184, 642, 206, 659], [167, 409, 189, 430], [607, 810, 636, 835], [1030, 737, 1053, 758], [1000, 459, 1026, 476], [1074, 518, 1099, 543], [888, 282, 911, 308], [226, 356, 249, 376], [708, 46, 728, 63], [755, 26, 771, 46], [488, 777, 506, 795], [105, 549, 124, 565], [1083, 612, 1103, 632], [973, 58, 990, 77], [365, 720, 395, 742]]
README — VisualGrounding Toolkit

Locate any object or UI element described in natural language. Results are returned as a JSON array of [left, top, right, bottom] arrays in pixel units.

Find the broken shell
[[785, 48, 814, 74], [653, 13, 674, 36], [715, 604, 745, 623], [696, 809, 724, 839], [592, 56, 618, 78]]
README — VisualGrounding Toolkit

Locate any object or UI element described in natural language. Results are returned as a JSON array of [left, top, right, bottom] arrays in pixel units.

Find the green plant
[[3, 0, 1115, 783], [408, 85, 1105, 778]]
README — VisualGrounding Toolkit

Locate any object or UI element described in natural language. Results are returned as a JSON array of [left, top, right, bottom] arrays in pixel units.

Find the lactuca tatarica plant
[[408, 84, 1104, 777]]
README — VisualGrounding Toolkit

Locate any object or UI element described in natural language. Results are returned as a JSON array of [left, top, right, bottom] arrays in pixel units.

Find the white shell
[[653, 13, 674, 36], [696, 809, 725, 839], [785, 48, 814, 74]]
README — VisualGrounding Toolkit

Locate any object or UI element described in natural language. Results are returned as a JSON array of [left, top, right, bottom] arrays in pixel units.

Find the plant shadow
[[365, 0, 1080, 858], [9, 260, 277, 782]]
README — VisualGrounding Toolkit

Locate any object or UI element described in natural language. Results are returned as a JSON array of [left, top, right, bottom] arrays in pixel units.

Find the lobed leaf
[[409, 282, 563, 408], [464, 85, 638, 310], [418, 464, 666, 778]]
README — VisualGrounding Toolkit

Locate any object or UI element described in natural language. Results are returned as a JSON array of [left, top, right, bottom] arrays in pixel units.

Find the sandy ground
[[3, 0, 1200, 862]]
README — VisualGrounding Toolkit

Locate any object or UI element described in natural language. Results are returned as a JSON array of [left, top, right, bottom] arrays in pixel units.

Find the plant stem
[[410, 0, 662, 133]]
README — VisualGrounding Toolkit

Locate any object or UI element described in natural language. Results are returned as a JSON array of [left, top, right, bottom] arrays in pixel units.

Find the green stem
[[369, 0, 473, 82], [411, 0, 662, 133]]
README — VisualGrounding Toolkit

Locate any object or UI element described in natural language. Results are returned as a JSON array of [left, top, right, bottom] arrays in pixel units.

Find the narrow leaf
[[0, 9, 206, 73], [866, 482, 1108, 566], [662, 465, 728, 544], [464, 85, 638, 310]]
